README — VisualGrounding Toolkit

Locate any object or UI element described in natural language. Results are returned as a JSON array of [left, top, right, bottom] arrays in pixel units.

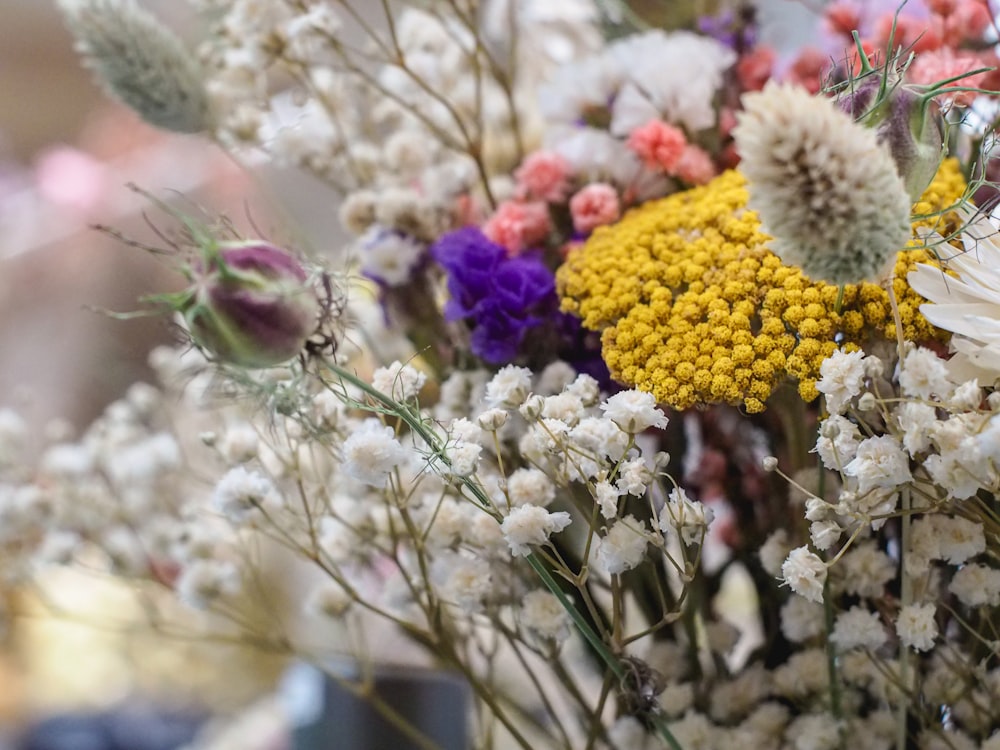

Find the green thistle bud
[[177, 241, 321, 368]]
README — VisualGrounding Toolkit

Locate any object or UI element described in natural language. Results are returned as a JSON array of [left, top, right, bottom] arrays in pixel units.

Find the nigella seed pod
[[181, 242, 320, 368], [838, 72, 944, 202]]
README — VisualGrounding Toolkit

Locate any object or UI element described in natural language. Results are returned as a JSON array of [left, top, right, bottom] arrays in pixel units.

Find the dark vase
[[282, 661, 470, 750]]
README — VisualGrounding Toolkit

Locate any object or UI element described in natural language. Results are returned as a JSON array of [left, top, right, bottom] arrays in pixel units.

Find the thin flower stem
[[500, 629, 574, 749], [822, 575, 843, 723]]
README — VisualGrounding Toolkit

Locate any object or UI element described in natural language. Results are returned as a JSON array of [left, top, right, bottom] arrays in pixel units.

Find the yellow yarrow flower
[[557, 159, 965, 414]]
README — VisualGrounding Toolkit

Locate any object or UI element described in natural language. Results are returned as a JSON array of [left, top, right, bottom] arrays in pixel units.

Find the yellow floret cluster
[[557, 159, 965, 413]]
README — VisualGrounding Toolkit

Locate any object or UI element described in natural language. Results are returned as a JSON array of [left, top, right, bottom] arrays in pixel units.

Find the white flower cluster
[[770, 335, 1000, 739]]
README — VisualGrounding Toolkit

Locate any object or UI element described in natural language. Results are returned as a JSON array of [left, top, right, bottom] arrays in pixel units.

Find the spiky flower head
[[59, 0, 211, 133], [733, 81, 913, 286]]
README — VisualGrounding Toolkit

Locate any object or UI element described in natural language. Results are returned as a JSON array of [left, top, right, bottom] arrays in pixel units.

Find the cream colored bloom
[[733, 82, 912, 284], [908, 208, 1000, 383]]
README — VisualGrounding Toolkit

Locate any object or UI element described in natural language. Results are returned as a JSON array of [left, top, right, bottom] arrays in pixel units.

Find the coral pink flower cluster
[[485, 150, 627, 251], [821, 0, 996, 107], [626, 119, 716, 186], [569, 183, 620, 234], [483, 200, 551, 255], [514, 151, 571, 203]]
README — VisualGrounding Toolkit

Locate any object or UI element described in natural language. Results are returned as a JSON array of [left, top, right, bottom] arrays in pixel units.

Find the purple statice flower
[[431, 228, 556, 364], [697, 6, 758, 51]]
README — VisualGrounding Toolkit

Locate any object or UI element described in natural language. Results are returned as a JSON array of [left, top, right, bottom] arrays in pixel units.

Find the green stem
[[822, 576, 843, 721]]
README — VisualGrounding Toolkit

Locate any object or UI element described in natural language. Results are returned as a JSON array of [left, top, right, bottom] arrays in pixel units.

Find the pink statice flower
[[940, 0, 992, 46], [569, 182, 620, 234], [909, 49, 989, 106], [736, 45, 775, 92], [483, 200, 551, 255], [514, 151, 571, 203], [674, 145, 716, 186], [822, 1, 863, 39], [784, 48, 828, 95], [626, 119, 687, 173], [873, 12, 941, 53]]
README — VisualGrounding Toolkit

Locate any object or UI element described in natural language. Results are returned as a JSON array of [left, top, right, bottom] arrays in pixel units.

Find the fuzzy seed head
[[734, 82, 912, 285], [59, 0, 211, 133]]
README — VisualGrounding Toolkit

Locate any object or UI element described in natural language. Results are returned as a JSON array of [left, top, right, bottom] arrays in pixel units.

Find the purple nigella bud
[[837, 70, 944, 202], [181, 241, 320, 368]]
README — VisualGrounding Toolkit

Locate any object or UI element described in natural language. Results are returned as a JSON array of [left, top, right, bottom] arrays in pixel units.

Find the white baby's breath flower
[[759, 529, 791, 578], [519, 394, 545, 421], [371, 360, 427, 401], [565, 373, 600, 406], [211, 466, 282, 523], [809, 520, 842, 551], [505, 468, 556, 508], [437, 554, 492, 613], [342, 419, 409, 487], [594, 514, 649, 574], [339, 190, 378, 234], [105, 432, 181, 485], [948, 379, 982, 410], [831, 605, 888, 652], [486, 365, 534, 408], [948, 562, 1000, 607], [541, 392, 585, 426], [519, 589, 571, 644], [896, 602, 937, 652], [535, 361, 578, 396], [176, 559, 241, 609], [219, 422, 259, 463], [842, 435, 912, 495], [359, 230, 425, 287], [477, 408, 508, 432], [894, 401, 938, 456], [840, 541, 896, 599], [772, 648, 828, 698], [898, 346, 952, 400], [781, 546, 827, 603], [658, 488, 714, 546], [785, 713, 842, 750], [780, 596, 825, 643], [594, 480, 619, 519], [41, 443, 95, 478], [443, 440, 482, 477], [733, 82, 911, 284], [813, 415, 861, 470], [615, 457, 652, 496], [304, 580, 353, 619], [935, 515, 985, 565], [815, 348, 867, 415], [59, 0, 211, 133], [0, 409, 27, 464], [600, 390, 668, 433], [500, 504, 571, 557]]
